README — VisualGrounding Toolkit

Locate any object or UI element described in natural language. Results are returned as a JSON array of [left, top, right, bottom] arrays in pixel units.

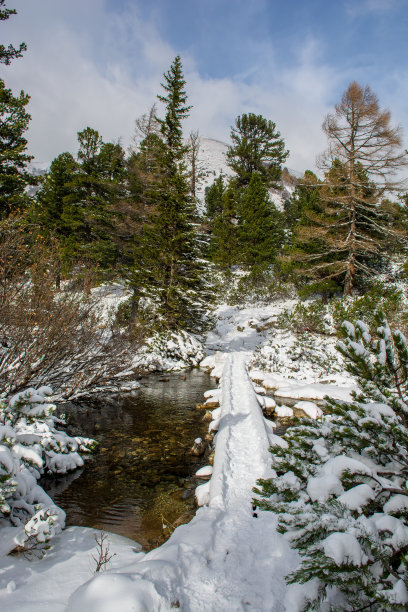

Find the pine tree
[[0, 79, 34, 217], [238, 171, 284, 268], [287, 158, 393, 297], [0, 0, 27, 65], [62, 127, 126, 270], [129, 57, 207, 331], [210, 187, 239, 268], [33, 152, 78, 278], [205, 174, 225, 220], [256, 316, 408, 610], [226, 113, 289, 188]]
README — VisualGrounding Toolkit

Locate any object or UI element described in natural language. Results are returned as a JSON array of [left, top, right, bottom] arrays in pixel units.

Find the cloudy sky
[[2, 0, 408, 172]]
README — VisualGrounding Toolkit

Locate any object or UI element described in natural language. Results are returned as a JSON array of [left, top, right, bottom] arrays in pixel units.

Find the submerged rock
[[190, 437, 206, 456]]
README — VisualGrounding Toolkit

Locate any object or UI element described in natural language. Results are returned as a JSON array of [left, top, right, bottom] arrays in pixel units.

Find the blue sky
[[2, 0, 408, 172]]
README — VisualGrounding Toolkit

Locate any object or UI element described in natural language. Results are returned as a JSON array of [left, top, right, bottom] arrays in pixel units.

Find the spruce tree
[[130, 57, 206, 331], [210, 187, 239, 269], [226, 113, 289, 188], [256, 316, 408, 610], [63, 128, 126, 270], [0, 79, 34, 217], [205, 174, 225, 220], [33, 152, 78, 276], [238, 171, 284, 268]]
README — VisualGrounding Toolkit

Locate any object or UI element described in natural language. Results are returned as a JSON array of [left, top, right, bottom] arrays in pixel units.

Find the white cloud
[[3, 1, 406, 176], [346, 0, 402, 17]]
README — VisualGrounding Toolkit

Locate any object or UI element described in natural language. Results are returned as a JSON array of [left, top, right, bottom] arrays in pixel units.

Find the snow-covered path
[[171, 352, 295, 611], [67, 352, 297, 611]]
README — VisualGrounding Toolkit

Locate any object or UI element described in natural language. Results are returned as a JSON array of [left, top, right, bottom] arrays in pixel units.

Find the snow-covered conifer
[[0, 387, 95, 556], [256, 315, 408, 610]]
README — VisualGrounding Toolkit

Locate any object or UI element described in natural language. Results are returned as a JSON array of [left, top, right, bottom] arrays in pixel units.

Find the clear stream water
[[42, 369, 213, 550]]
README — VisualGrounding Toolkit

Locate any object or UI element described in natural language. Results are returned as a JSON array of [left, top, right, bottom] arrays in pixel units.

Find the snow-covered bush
[[249, 332, 342, 381], [132, 330, 205, 372], [255, 316, 408, 610], [0, 386, 95, 556]]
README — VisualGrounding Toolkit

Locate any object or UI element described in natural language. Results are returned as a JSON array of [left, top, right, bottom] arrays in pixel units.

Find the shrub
[[255, 316, 408, 610], [0, 387, 94, 556]]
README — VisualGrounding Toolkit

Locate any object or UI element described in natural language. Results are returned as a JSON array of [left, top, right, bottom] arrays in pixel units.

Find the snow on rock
[[195, 465, 213, 477], [256, 395, 276, 410], [194, 138, 298, 216], [195, 481, 210, 506], [203, 389, 221, 400], [68, 574, 166, 612], [274, 382, 355, 404], [275, 405, 294, 418], [200, 351, 230, 379], [293, 400, 323, 419]]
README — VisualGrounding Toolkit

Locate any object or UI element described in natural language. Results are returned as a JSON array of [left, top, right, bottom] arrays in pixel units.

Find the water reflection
[[42, 369, 213, 550]]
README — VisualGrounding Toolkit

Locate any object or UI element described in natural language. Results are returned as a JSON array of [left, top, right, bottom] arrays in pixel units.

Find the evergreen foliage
[[285, 158, 394, 297], [129, 57, 207, 331], [0, 386, 94, 554], [33, 152, 78, 273], [226, 112, 288, 188], [283, 170, 320, 232], [0, 0, 27, 65], [255, 316, 408, 610], [36, 128, 126, 273], [209, 187, 239, 269], [205, 174, 225, 220], [238, 171, 283, 267], [0, 79, 35, 217]]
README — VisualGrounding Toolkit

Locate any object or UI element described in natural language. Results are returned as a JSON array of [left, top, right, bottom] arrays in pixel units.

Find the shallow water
[[42, 369, 213, 550]]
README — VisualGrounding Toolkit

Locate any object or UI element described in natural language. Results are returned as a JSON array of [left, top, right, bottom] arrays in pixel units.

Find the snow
[[274, 382, 354, 403], [195, 465, 213, 477], [0, 293, 365, 610], [307, 473, 344, 502], [337, 484, 375, 511], [0, 527, 144, 612], [275, 405, 294, 418], [322, 532, 364, 566], [373, 514, 408, 549], [384, 494, 408, 514], [195, 481, 210, 506], [293, 400, 322, 419], [194, 138, 298, 215], [133, 330, 205, 372]]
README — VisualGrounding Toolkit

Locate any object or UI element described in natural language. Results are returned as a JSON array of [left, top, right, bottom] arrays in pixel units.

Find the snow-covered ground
[[0, 295, 358, 611]]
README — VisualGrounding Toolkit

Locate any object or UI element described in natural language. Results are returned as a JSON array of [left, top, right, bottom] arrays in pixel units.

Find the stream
[[42, 369, 213, 550]]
